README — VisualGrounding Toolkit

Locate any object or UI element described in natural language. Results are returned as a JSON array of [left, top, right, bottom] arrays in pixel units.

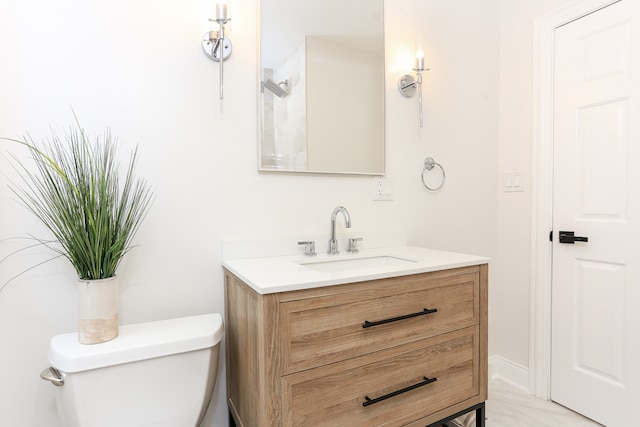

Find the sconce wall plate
[[397, 74, 416, 98], [202, 33, 233, 62]]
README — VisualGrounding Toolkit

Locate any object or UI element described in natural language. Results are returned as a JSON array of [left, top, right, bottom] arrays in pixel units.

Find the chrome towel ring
[[421, 157, 445, 191]]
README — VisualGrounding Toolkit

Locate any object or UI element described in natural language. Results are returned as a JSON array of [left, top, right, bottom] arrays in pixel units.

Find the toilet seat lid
[[48, 313, 224, 373]]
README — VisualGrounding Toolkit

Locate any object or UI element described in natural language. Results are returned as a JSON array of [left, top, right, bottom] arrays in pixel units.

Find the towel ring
[[421, 157, 445, 191]]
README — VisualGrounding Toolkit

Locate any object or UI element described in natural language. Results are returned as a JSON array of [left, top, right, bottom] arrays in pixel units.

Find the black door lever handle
[[559, 231, 589, 244]]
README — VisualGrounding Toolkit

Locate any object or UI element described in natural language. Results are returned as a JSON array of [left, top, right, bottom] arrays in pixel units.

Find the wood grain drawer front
[[282, 327, 479, 427], [281, 272, 479, 373]]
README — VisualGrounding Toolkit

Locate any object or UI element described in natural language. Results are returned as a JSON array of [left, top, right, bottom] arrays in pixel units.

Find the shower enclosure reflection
[[259, 0, 385, 174]]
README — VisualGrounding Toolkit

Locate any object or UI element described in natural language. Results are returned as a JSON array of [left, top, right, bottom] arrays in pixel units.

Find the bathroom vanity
[[223, 246, 488, 427]]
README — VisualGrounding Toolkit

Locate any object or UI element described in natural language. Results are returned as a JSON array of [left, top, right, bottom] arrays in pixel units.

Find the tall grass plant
[[3, 117, 154, 282]]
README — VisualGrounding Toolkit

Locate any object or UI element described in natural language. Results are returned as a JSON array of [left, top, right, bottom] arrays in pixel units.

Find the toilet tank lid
[[48, 313, 224, 373]]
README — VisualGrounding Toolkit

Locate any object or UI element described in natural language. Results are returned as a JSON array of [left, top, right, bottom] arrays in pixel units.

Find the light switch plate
[[503, 172, 525, 192]]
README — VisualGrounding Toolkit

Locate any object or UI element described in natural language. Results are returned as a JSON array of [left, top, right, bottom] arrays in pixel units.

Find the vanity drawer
[[281, 326, 479, 427], [280, 271, 479, 373]]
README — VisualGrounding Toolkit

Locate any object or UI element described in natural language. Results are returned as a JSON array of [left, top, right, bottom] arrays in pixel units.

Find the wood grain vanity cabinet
[[224, 264, 488, 427]]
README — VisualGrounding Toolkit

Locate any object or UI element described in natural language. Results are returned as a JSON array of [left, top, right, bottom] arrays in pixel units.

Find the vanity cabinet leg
[[424, 402, 485, 427], [475, 402, 486, 427]]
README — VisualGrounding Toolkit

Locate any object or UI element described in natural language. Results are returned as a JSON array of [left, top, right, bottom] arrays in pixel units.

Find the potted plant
[[3, 116, 154, 344]]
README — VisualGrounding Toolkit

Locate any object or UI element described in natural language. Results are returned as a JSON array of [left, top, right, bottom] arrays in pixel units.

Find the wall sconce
[[398, 50, 429, 127], [201, 3, 233, 99]]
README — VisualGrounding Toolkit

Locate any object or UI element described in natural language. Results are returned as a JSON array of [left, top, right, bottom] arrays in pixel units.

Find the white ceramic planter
[[77, 276, 119, 344]]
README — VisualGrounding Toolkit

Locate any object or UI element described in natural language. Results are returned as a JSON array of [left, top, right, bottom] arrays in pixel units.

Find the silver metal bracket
[[40, 367, 64, 387], [201, 32, 232, 62], [397, 74, 417, 98]]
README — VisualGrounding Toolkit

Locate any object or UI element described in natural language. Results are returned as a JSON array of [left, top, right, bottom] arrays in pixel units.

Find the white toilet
[[40, 313, 224, 427]]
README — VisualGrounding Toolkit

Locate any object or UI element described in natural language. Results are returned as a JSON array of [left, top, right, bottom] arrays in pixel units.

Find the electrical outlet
[[372, 177, 394, 201]]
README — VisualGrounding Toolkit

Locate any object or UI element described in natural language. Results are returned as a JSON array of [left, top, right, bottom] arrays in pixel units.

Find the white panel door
[[552, 1, 640, 425]]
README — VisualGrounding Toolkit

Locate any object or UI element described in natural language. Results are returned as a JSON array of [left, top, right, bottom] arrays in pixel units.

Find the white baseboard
[[489, 355, 529, 392]]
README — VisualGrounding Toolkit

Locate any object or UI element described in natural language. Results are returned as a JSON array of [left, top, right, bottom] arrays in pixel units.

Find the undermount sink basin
[[299, 255, 417, 273]]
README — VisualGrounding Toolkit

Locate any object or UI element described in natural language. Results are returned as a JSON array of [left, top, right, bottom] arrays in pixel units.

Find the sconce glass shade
[[415, 50, 425, 70], [215, 3, 228, 21]]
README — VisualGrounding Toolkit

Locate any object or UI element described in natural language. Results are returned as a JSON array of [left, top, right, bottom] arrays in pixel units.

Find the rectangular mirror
[[258, 0, 385, 175]]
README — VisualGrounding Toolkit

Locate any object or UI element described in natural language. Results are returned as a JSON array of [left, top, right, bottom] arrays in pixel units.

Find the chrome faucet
[[328, 206, 351, 255]]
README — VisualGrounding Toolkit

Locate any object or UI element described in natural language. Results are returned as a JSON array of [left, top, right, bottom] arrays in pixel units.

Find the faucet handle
[[347, 237, 363, 253], [298, 241, 317, 256]]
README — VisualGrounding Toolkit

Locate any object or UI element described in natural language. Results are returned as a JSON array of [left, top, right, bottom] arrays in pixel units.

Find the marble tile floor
[[449, 379, 604, 427]]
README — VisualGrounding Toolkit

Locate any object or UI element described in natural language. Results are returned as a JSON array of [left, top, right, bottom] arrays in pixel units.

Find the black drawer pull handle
[[362, 307, 437, 329], [362, 376, 437, 407]]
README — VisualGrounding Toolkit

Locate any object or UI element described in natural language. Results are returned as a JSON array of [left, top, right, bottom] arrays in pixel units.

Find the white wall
[[388, 0, 501, 356], [495, 0, 577, 372], [0, 0, 500, 425]]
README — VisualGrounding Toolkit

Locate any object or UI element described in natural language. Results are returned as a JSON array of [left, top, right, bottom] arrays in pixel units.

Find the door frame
[[530, 0, 621, 400]]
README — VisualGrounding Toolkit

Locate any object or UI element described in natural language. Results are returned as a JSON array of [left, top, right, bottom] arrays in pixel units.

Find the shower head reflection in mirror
[[262, 79, 289, 98]]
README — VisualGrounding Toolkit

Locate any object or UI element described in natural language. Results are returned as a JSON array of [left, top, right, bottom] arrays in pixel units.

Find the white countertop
[[222, 246, 490, 294]]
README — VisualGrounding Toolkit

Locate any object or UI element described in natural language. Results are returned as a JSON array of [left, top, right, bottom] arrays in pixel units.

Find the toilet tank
[[44, 313, 224, 427]]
